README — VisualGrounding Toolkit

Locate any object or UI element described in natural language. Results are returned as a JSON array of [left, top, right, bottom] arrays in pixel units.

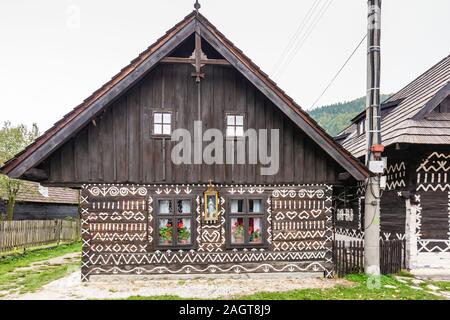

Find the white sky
[[1, 0, 449, 132]]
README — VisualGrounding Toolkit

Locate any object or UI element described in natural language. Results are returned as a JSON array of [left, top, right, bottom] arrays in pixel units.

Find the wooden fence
[[0, 220, 80, 253], [333, 240, 406, 277]]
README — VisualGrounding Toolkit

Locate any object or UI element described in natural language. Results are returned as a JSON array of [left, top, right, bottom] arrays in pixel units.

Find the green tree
[[0, 121, 39, 220], [0, 175, 21, 221], [0, 121, 39, 166], [308, 95, 390, 136]]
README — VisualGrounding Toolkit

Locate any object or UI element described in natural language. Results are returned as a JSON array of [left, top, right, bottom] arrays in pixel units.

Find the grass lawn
[[121, 274, 446, 300], [237, 274, 443, 300], [1, 242, 448, 300], [0, 241, 81, 297]]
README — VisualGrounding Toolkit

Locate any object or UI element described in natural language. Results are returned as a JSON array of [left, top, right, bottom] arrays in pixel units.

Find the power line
[[310, 33, 367, 109], [271, 0, 321, 76], [274, 0, 334, 79], [277, 0, 333, 77]]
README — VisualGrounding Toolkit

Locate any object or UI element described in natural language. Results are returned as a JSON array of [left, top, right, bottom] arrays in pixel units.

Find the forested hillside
[[308, 95, 390, 136]]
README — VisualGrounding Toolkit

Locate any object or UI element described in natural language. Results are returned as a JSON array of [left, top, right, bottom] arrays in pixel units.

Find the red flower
[[166, 223, 172, 227]]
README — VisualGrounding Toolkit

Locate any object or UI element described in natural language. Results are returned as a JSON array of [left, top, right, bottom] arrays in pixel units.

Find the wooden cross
[[191, 33, 205, 82]]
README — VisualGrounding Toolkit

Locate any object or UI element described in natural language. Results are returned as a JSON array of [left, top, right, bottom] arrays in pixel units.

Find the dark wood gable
[[1, 12, 368, 185], [41, 62, 342, 185]]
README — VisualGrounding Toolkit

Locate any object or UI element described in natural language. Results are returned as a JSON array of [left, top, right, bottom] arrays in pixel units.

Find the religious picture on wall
[[204, 182, 219, 223]]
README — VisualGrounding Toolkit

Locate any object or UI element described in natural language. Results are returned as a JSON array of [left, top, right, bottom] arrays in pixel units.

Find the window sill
[[155, 244, 196, 251], [226, 244, 268, 251]]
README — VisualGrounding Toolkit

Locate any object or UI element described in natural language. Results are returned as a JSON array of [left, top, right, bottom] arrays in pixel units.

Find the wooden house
[[0, 180, 79, 220], [336, 54, 450, 270], [0, 11, 369, 280]]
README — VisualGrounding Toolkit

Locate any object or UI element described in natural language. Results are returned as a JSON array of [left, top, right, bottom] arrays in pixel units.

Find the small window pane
[[249, 218, 262, 244], [359, 121, 365, 134], [227, 115, 235, 125], [162, 124, 171, 135], [249, 199, 262, 213], [230, 199, 244, 213], [177, 218, 191, 245], [235, 116, 243, 126], [177, 200, 191, 214], [154, 124, 162, 135], [159, 218, 173, 245], [163, 113, 171, 124], [235, 126, 244, 137], [154, 113, 162, 124], [231, 218, 244, 244], [158, 200, 172, 214], [226, 127, 235, 137]]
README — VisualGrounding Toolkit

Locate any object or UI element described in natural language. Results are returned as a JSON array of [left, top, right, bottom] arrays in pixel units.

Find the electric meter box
[[369, 160, 385, 174]]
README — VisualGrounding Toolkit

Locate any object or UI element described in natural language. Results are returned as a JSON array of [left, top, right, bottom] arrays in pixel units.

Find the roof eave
[[1, 11, 370, 182]]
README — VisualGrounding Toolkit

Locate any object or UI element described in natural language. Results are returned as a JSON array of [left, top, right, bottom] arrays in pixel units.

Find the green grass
[[1, 242, 447, 300], [0, 242, 81, 272], [432, 281, 450, 291], [117, 295, 197, 300], [0, 241, 81, 295], [417, 280, 450, 292], [395, 270, 415, 278], [118, 274, 445, 300], [235, 274, 442, 300]]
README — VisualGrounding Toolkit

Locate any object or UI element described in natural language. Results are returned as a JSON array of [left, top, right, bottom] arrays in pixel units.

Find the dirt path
[[13, 272, 352, 300], [0, 252, 81, 299], [394, 276, 450, 299], [13, 252, 80, 272]]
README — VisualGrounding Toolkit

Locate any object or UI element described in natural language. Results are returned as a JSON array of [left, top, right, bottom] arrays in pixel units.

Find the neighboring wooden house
[[0, 180, 79, 220], [336, 54, 450, 270], [0, 10, 369, 280]]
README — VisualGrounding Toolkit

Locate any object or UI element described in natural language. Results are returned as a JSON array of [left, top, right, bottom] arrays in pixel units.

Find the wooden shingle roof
[[0, 180, 79, 204], [340, 54, 450, 158]]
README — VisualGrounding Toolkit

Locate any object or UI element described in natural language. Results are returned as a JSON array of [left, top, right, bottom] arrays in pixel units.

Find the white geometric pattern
[[81, 183, 333, 280], [418, 240, 450, 253], [85, 262, 327, 277], [88, 251, 328, 265]]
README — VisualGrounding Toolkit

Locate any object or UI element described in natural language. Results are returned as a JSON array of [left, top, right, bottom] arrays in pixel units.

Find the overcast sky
[[1, 0, 449, 131]]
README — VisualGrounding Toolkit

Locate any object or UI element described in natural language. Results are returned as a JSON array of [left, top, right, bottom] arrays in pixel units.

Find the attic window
[[153, 112, 172, 136], [226, 114, 244, 137], [358, 120, 365, 136]]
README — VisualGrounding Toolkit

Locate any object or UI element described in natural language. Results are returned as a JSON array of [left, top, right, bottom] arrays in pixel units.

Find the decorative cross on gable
[[191, 33, 205, 82]]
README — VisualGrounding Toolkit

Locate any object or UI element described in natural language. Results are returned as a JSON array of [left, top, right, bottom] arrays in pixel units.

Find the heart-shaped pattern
[[285, 211, 298, 220], [275, 212, 285, 221], [311, 210, 322, 218], [202, 230, 220, 243], [298, 211, 310, 219]]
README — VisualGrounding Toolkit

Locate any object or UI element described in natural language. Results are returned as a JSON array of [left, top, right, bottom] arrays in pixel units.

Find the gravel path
[[13, 252, 81, 272], [13, 272, 352, 300]]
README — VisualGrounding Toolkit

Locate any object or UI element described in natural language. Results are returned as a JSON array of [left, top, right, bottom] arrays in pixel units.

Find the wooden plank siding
[[42, 64, 343, 185]]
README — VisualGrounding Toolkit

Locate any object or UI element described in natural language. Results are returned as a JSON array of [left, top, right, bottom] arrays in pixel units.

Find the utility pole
[[364, 0, 383, 276]]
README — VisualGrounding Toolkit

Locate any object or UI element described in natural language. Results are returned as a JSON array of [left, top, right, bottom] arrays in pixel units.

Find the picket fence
[[333, 240, 406, 277], [0, 220, 80, 253]]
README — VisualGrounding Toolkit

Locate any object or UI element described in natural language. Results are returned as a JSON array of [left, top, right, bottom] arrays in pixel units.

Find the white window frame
[[358, 120, 365, 136], [153, 111, 172, 136], [226, 114, 245, 138]]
